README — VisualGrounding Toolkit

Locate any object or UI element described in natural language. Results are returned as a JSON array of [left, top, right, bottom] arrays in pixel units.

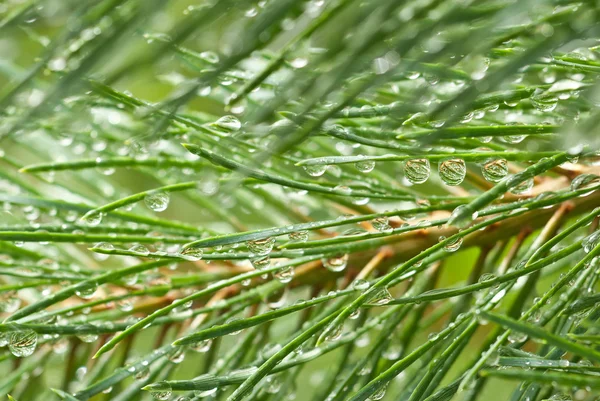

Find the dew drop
[[439, 159, 466, 186], [274, 266, 294, 283], [180, 247, 204, 261], [250, 254, 271, 269], [82, 212, 103, 226], [322, 254, 348, 272], [481, 159, 508, 183], [440, 235, 463, 252], [9, 330, 37, 357], [191, 339, 212, 353], [530, 92, 558, 112], [213, 115, 241, 132], [288, 230, 309, 242], [246, 237, 275, 255], [0, 292, 21, 313], [303, 164, 328, 177], [510, 178, 534, 195], [352, 279, 370, 291], [129, 244, 150, 256], [144, 192, 170, 212], [370, 383, 387, 400], [478, 273, 496, 283], [507, 331, 527, 344], [149, 382, 172, 400], [570, 174, 600, 192], [404, 159, 430, 184], [582, 231, 600, 253], [372, 216, 392, 232], [355, 158, 375, 173], [370, 288, 393, 305], [75, 283, 98, 299]]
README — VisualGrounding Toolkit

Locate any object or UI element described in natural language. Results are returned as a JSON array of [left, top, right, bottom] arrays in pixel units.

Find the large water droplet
[[530, 92, 558, 112], [583, 231, 600, 253], [404, 159, 430, 184], [478, 273, 497, 283], [322, 254, 348, 272], [0, 292, 21, 313], [439, 159, 466, 186], [149, 382, 172, 400], [372, 216, 392, 232], [355, 158, 375, 173], [440, 235, 463, 252], [370, 383, 387, 400], [352, 279, 370, 291], [9, 330, 37, 357], [191, 339, 212, 353], [288, 230, 309, 242], [302, 164, 328, 177], [246, 237, 275, 255], [481, 159, 508, 182], [144, 192, 170, 212], [274, 267, 294, 283], [75, 283, 98, 299], [370, 288, 393, 305], [570, 174, 600, 192], [510, 178, 534, 195], [250, 254, 270, 269], [180, 247, 204, 261], [82, 212, 103, 226], [507, 331, 527, 344], [213, 115, 241, 132]]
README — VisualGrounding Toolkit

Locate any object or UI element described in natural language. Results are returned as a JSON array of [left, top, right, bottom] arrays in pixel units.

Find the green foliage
[[1, 0, 600, 400]]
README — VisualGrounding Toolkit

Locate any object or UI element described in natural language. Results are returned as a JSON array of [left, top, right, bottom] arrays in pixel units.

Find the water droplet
[[440, 235, 463, 252], [355, 158, 375, 173], [439, 159, 466, 186], [82, 212, 103, 226], [507, 331, 527, 344], [352, 279, 370, 291], [9, 330, 37, 357], [213, 115, 241, 132], [372, 216, 392, 232], [530, 92, 558, 112], [246, 237, 275, 255], [199, 51, 219, 64], [149, 382, 172, 400], [510, 178, 534, 195], [77, 331, 99, 343], [75, 283, 98, 299], [180, 247, 203, 261], [191, 339, 212, 353], [370, 383, 387, 400], [404, 159, 430, 184], [448, 205, 473, 228], [571, 174, 600, 192], [135, 366, 150, 380], [303, 164, 328, 177], [583, 231, 600, 253], [324, 322, 343, 342], [288, 230, 309, 242], [0, 292, 21, 313], [481, 159, 508, 182], [322, 254, 348, 272], [370, 288, 393, 305], [250, 254, 271, 269], [274, 266, 294, 283], [144, 192, 170, 212], [478, 273, 496, 283], [168, 348, 185, 364]]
